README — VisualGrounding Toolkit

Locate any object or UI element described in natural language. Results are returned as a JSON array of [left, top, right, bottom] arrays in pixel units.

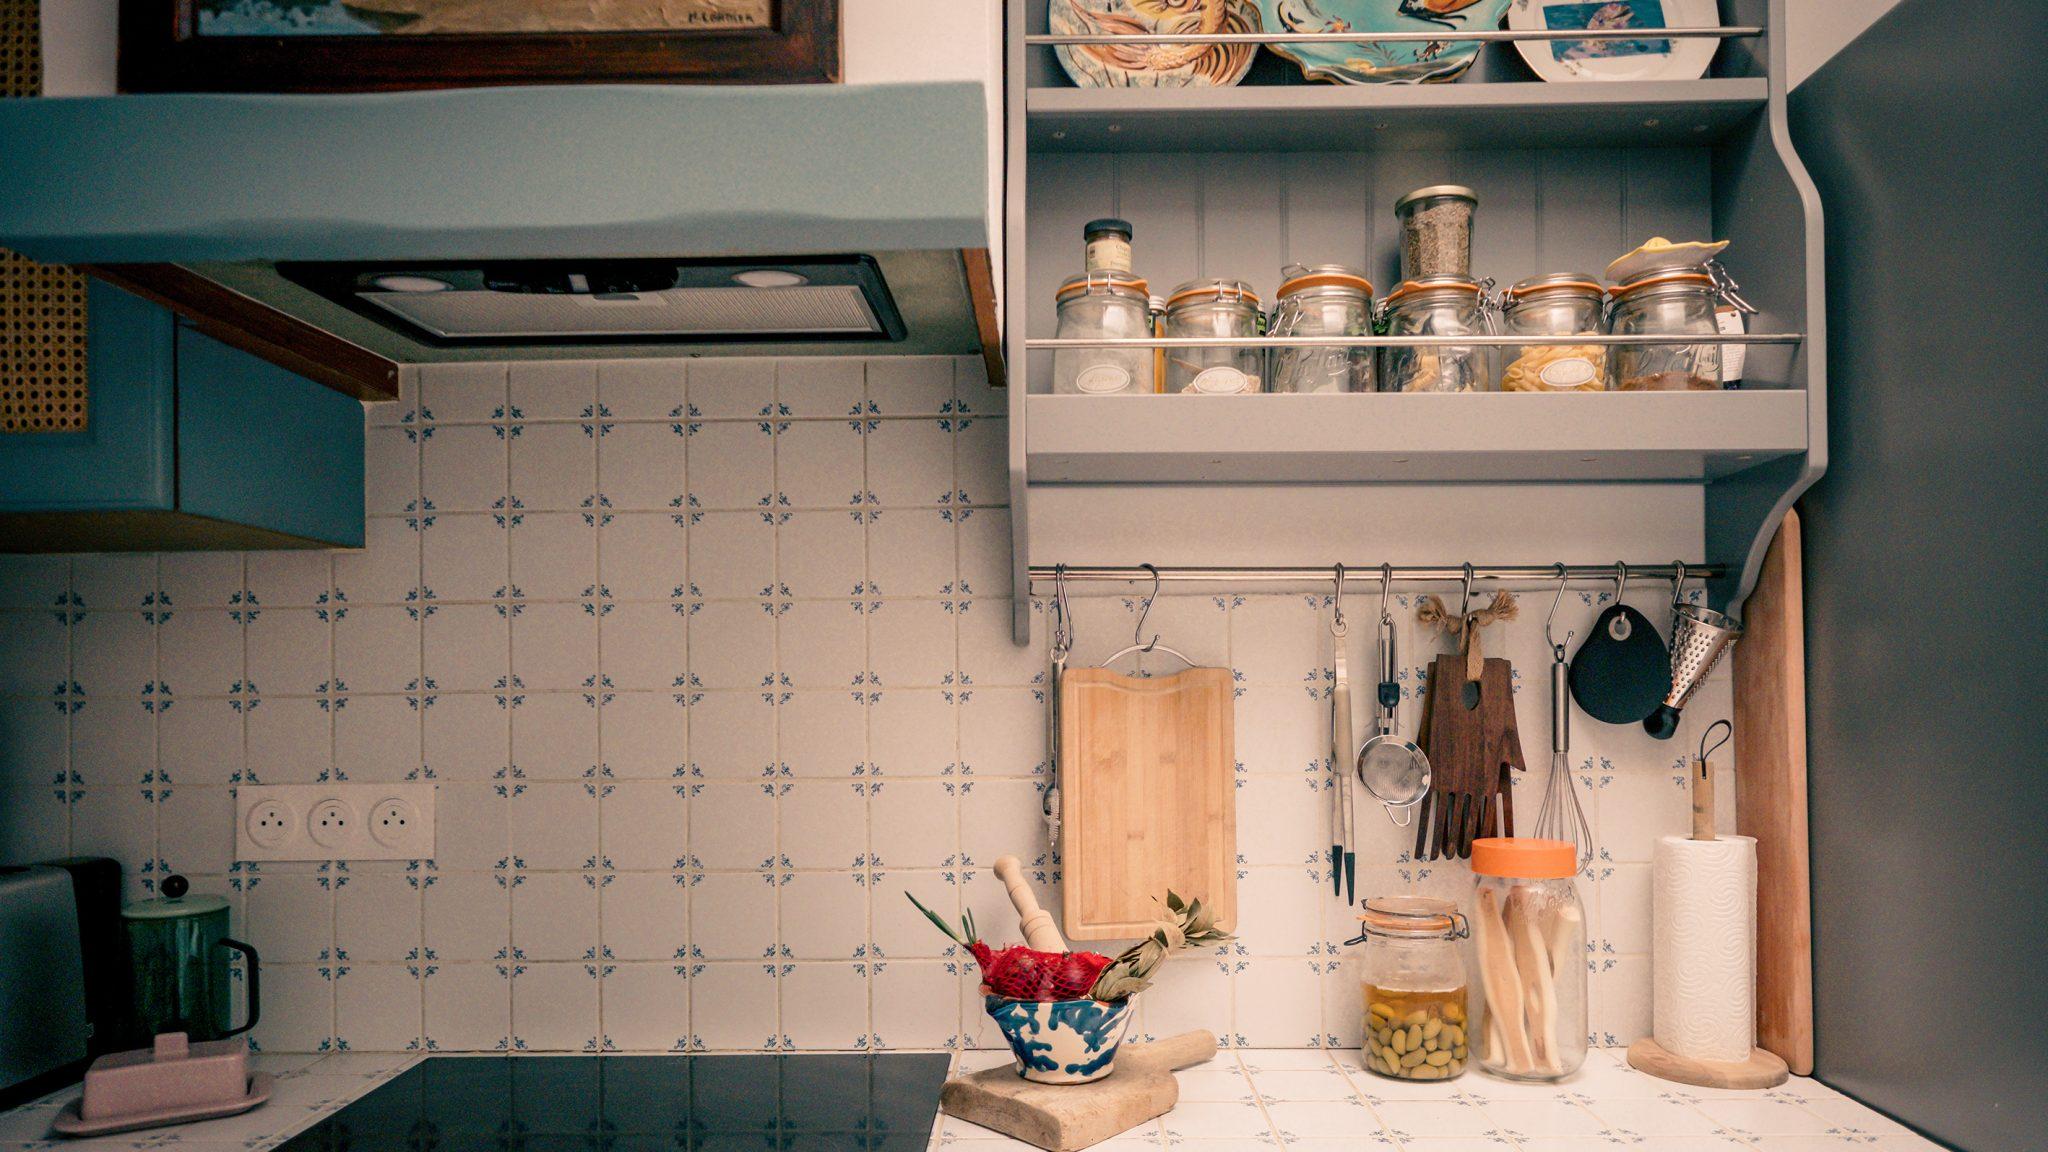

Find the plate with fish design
[[1255, 0, 1512, 84], [1507, 0, 1719, 81], [1051, 0, 1262, 88]]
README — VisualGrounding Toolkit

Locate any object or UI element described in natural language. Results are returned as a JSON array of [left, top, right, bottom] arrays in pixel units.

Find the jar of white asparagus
[[1471, 839, 1588, 1081], [1347, 896, 1470, 1081]]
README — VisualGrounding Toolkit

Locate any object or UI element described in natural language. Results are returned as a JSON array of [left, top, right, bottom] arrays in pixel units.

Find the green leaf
[[904, 891, 968, 946]]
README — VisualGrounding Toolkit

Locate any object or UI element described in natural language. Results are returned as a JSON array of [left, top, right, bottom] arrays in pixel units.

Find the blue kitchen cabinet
[[0, 281, 363, 551]]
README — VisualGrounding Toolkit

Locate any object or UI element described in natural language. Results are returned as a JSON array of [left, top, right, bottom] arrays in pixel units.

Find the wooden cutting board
[[941, 1030, 1217, 1151], [1733, 510, 1815, 1075], [1059, 666, 1236, 941]]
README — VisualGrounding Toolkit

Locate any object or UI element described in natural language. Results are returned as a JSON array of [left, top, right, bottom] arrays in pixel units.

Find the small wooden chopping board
[[1060, 666, 1236, 941], [941, 1030, 1217, 1151]]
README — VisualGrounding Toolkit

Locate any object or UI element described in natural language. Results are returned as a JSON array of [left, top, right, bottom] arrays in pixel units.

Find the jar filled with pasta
[[1607, 270, 1725, 391], [1501, 274, 1608, 392], [1163, 278, 1262, 394], [1379, 276, 1495, 393], [1052, 272, 1153, 396], [1268, 264, 1375, 394], [1347, 896, 1471, 1082]]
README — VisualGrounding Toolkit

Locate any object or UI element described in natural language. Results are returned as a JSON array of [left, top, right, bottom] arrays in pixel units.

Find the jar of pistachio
[[1346, 896, 1471, 1081]]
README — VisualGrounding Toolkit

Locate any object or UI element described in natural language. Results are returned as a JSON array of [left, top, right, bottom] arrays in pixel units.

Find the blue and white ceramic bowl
[[1256, 0, 1514, 84], [984, 994, 1136, 1084]]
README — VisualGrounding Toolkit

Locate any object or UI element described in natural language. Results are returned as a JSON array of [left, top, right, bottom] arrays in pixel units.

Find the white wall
[[1783, 0, 1903, 88]]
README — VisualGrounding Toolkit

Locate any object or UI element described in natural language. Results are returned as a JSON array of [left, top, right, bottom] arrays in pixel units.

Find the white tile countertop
[[0, 1049, 1935, 1152]]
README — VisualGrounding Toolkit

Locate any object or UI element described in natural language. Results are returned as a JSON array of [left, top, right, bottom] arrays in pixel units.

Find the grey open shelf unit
[[1001, 0, 1826, 641]]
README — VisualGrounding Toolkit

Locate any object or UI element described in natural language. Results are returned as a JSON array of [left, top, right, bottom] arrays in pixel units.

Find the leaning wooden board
[[1732, 511, 1815, 1075], [1059, 667, 1236, 941]]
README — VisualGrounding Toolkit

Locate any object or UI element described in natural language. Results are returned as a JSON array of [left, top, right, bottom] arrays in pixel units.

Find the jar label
[[1716, 307, 1747, 384], [1075, 364, 1133, 394], [1537, 358, 1600, 390], [1189, 367, 1252, 394], [1084, 237, 1132, 275]]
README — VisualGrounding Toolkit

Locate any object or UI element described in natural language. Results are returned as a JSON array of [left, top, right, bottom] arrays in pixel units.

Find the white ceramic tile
[[598, 512, 689, 601], [510, 603, 599, 691], [332, 692, 423, 783], [866, 510, 955, 598], [775, 599, 866, 688], [868, 780, 957, 870], [158, 608, 242, 697], [421, 691, 509, 781], [957, 599, 1042, 688], [509, 423, 597, 511], [1583, 1096, 1726, 1137], [1132, 955, 1232, 1044], [1161, 1100, 1279, 1142], [509, 512, 597, 601], [512, 961, 599, 1051], [1234, 868, 1327, 958], [871, 960, 959, 1049], [421, 363, 507, 423], [509, 361, 598, 421], [776, 358, 865, 417], [687, 691, 776, 779], [420, 512, 509, 602], [367, 424, 420, 515], [687, 360, 775, 420], [957, 687, 1045, 778], [252, 964, 334, 1053], [779, 963, 869, 1050], [600, 963, 691, 1052], [509, 692, 598, 781], [1236, 958, 1328, 1048], [955, 508, 1012, 598], [247, 873, 334, 962], [1254, 1068, 1362, 1102], [601, 872, 688, 960], [423, 870, 510, 961], [1236, 776, 1326, 867], [599, 693, 689, 781], [159, 552, 245, 608], [867, 690, 956, 777], [1483, 1097, 1608, 1137], [245, 696, 335, 784], [779, 691, 865, 778], [68, 610, 151, 697], [599, 601, 688, 690], [157, 786, 235, 874], [157, 695, 243, 788], [70, 552, 155, 610], [1264, 1098, 1382, 1139], [335, 870, 422, 962], [865, 358, 952, 415], [775, 420, 866, 511], [867, 599, 956, 687], [432, 784, 508, 873], [600, 779, 688, 872], [863, 420, 952, 507], [1692, 1098, 1838, 1137], [597, 359, 687, 421], [507, 781, 598, 871], [687, 601, 775, 689], [689, 782, 775, 871], [781, 781, 868, 869], [332, 605, 420, 695], [954, 418, 1008, 508], [689, 963, 777, 1051], [686, 422, 775, 510], [512, 871, 599, 960], [422, 424, 509, 512], [336, 966, 423, 1052], [871, 871, 959, 959], [1373, 1099, 1504, 1140], [777, 511, 865, 598], [335, 516, 422, 605], [246, 608, 332, 695], [1175, 1062, 1258, 1103], [598, 421, 689, 511], [691, 872, 776, 960]]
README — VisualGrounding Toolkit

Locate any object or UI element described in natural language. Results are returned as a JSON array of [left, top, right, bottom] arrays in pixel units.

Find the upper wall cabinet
[[1000, 0, 1825, 633], [0, 282, 365, 552]]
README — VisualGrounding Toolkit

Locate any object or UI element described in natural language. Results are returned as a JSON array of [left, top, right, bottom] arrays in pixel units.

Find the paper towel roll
[[1651, 834, 1758, 1062]]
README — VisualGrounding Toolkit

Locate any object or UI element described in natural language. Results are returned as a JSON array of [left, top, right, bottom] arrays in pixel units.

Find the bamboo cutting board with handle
[[1059, 667, 1237, 942]]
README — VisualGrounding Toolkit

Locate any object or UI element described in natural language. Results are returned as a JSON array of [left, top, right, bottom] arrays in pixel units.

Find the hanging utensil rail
[[1030, 563, 1719, 590], [1027, 27, 1763, 46]]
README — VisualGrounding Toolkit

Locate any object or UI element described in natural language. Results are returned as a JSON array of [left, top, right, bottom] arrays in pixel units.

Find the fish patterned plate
[[1255, 0, 1513, 84], [1507, 0, 1720, 81], [1051, 0, 1262, 87]]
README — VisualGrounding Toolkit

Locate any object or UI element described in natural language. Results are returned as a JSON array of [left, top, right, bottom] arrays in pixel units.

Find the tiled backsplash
[[0, 355, 1731, 1054]]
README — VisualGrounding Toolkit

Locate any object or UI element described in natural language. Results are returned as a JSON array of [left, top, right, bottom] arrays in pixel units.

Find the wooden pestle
[[1691, 758, 1716, 841], [994, 855, 1067, 952]]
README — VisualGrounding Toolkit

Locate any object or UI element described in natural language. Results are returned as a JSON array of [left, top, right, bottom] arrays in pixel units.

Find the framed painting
[[118, 0, 840, 92]]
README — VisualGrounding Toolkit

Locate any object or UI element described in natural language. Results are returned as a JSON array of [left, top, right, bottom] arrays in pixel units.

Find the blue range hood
[[0, 82, 996, 397]]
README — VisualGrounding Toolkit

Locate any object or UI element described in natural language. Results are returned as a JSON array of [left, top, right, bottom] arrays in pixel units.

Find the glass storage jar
[[1471, 838, 1588, 1082], [1347, 896, 1471, 1082], [1084, 217, 1134, 275], [1163, 278, 1262, 394], [1379, 277, 1495, 393], [1268, 264, 1376, 394], [1501, 274, 1608, 392], [1395, 185, 1477, 282], [1053, 272, 1153, 396], [1608, 271, 1724, 391]]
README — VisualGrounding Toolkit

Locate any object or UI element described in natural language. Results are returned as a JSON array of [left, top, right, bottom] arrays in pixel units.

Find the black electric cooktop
[[273, 1054, 951, 1152]]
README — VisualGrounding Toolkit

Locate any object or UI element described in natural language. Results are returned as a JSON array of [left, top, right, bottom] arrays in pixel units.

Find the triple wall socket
[[235, 783, 437, 862]]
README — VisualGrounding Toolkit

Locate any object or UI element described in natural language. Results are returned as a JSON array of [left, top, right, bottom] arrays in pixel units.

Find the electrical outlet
[[236, 783, 436, 862]]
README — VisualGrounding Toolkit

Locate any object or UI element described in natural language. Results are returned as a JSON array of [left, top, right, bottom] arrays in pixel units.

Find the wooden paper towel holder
[[1627, 752, 1789, 1090]]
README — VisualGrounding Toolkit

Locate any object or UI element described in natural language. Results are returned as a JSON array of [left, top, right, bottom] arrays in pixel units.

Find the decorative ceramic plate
[[1606, 236, 1726, 283], [1051, 0, 1262, 88], [1254, 0, 1512, 84], [1507, 0, 1719, 81]]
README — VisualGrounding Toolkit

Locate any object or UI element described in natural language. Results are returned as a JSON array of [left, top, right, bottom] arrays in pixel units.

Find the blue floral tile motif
[[984, 995, 1134, 1084]]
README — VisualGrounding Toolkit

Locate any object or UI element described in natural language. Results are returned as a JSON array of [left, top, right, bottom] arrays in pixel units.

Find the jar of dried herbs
[[1395, 185, 1477, 282], [1163, 278, 1263, 394], [1348, 896, 1471, 1082], [1052, 272, 1152, 395], [1607, 270, 1724, 391], [1501, 274, 1608, 392], [1379, 276, 1495, 394]]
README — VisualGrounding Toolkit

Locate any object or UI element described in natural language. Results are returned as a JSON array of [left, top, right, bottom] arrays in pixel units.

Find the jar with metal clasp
[[1052, 272, 1153, 396], [1378, 276, 1497, 393], [1501, 273, 1609, 392], [1162, 278, 1263, 394], [1347, 896, 1471, 1082], [1607, 261, 1753, 391], [1268, 264, 1376, 394]]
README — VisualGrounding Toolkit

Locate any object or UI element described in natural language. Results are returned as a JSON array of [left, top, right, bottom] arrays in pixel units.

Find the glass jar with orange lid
[[1378, 276, 1496, 393], [1053, 272, 1153, 396], [1501, 273, 1608, 392], [1162, 278, 1262, 394], [1471, 838, 1588, 1081], [1268, 264, 1375, 394], [1345, 896, 1471, 1081], [1607, 269, 1726, 391]]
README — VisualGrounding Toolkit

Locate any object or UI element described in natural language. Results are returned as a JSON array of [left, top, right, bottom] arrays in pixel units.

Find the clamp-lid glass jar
[[1379, 277, 1495, 394], [1053, 272, 1153, 396], [1501, 274, 1608, 392], [1471, 838, 1588, 1082], [1608, 271, 1724, 391], [1163, 278, 1262, 394], [1268, 264, 1376, 394], [1394, 185, 1477, 282], [1348, 896, 1471, 1082]]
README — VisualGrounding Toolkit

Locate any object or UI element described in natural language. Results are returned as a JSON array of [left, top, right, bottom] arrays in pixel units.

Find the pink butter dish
[[51, 1032, 271, 1138]]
